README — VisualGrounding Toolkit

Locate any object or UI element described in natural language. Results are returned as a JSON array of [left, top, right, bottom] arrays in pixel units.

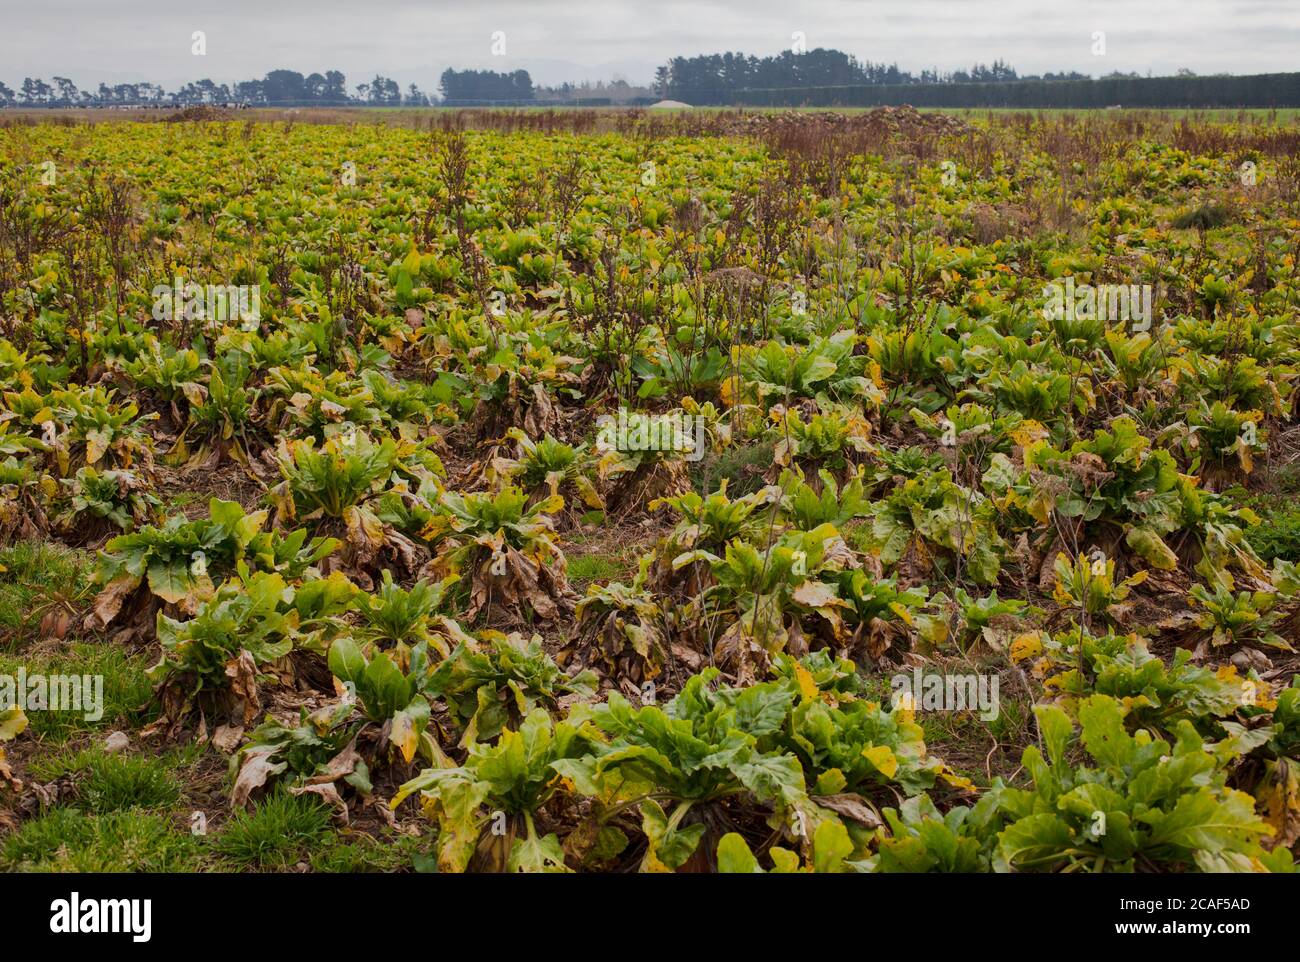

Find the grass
[[842, 520, 874, 555], [28, 745, 186, 812], [861, 664, 1033, 789], [0, 642, 155, 743], [1247, 505, 1300, 562], [74, 752, 182, 813], [1, 757, 419, 873], [1227, 464, 1300, 562], [309, 832, 428, 873], [0, 797, 424, 873], [0, 540, 90, 649], [212, 790, 334, 870], [568, 553, 627, 585], [1, 807, 204, 872], [164, 489, 205, 512]]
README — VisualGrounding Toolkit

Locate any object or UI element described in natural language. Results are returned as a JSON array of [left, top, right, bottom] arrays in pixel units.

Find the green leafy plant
[[149, 571, 298, 720], [56, 466, 160, 533], [88, 499, 337, 625], [1188, 583, 1290, 655], [392, 708, 598, 872], [1052, 552, 1148, 627], [869, 468, 1006, 585], [780, 467, 872, 530], [716, 818, 863, 873], [355, 570, 455, 651], [328, 637, 435, 763], [272, 431, 398, 522], [428, 634, 596, 745], [867, 793, 1001, 872], [552, 670, 808, 872], [995, 696, 1277, 872], [422, 484, 573, 621]]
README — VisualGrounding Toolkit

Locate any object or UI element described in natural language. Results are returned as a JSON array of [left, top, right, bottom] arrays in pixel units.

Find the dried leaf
[[224, 650, 262, 727], [231, 746, 286, 809], [813, 792, 883, 828], [211, 724, 245, 754]]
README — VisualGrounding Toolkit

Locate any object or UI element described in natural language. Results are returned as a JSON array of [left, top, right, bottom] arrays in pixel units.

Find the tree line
[[0, 70, 431, 107], [3, 50, 1298, 109], [437, 68, 533, 105], [0, 67, 640, 108], [651, 48, 1299, 107], [653, 49, 1034, 104]]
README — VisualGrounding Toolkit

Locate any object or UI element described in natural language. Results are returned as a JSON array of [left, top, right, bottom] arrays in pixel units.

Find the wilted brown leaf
[[231, 746, 287, 808]]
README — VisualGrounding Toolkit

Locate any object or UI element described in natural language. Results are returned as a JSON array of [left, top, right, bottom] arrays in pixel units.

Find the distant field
[[3, 103, 1300, 132]]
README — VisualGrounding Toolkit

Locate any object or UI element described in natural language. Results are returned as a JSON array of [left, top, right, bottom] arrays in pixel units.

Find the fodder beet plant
[[1, 108, 1298, 874]]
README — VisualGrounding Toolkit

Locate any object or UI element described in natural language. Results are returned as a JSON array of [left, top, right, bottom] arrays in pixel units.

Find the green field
[[1, 107, 1298, 873]]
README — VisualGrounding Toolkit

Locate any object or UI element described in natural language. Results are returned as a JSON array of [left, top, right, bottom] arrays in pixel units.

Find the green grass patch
[[213, 790, 334, 870], [1227, 474, 1300, 562], [28, 746, 184, 813], [0, 642, 155, 743], [1, 807, 204, 872], [568, 553, 627, 584], [0, 541, 90, 648], [310, 832, 429, 873], [163, 489, 205, 513], [1247, 506, 1300, 562]]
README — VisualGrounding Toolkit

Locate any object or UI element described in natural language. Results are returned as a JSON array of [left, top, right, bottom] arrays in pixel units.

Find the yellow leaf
[[0, 707, 28, 741], [1010, 632, 1043, 664], [862, 745, 898, 779], [85, 429, 109, 465], [390, 712, 419, 764], [1010, 419, 1048, 447], [1238, 439, 1254, 474], [939, 768, 977, 792], [794, 664, 819, 701], [887, 602, 914, 626]]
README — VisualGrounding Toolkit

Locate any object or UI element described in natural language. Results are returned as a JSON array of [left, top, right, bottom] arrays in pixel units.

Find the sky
[[2, 0, 1298, 91]]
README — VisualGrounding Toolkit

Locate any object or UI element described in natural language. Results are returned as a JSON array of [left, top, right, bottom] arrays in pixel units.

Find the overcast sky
[[2, 0, 1298, 90]]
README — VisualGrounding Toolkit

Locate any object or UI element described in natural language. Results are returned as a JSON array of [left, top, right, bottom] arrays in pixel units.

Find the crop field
[[0, 106, 1298, 874]]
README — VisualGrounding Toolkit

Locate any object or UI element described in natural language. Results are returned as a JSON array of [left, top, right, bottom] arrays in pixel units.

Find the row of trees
[[0, 70, 434, 107], [652, 50, 1050, 104], [533, 78, 654, 105], [2, 52, 1293, 109], [650, 49, 1294, 107], [437, 68, 534, 105], [0, 66, 651, 108]]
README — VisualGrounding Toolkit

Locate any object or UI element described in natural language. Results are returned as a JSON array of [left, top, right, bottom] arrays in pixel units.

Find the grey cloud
[[1, 0, 1296, 89]]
